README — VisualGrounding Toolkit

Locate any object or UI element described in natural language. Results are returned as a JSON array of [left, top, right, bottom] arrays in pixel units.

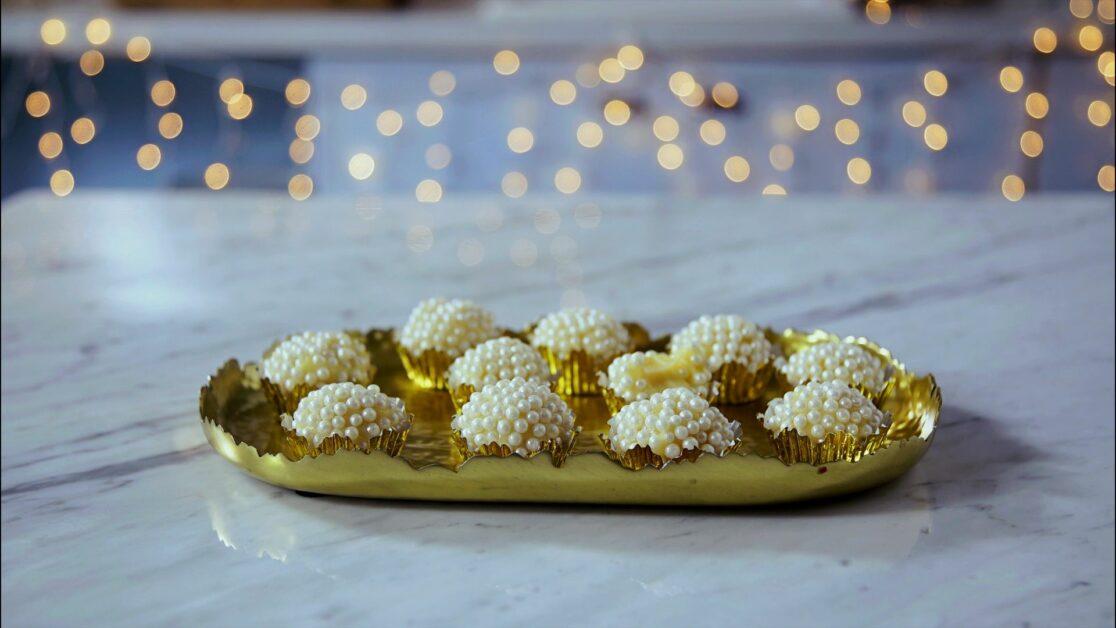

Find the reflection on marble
[[1, 191, 1113, 626]]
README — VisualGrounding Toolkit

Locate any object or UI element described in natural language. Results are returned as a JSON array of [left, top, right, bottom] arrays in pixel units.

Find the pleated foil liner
[[599, 436, 742, 471], [451, 428, 580, 468], [396, 345, 455, 390], [769, 427, 890, 466], [709, 361, 775, 405], [283, 427, 410, 460], [536, 346, 616, 395]]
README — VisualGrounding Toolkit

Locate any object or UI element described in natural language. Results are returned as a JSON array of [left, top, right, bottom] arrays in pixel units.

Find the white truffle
[[760, 380, 887, 443], [780, 341, 890, 394], [283, 382, 410, 448], [446, 337, 550, 391], [605, 348, 711, 402], [261, 331, 373, 393], [530, 307, 629, 360], [399, 298, 499, 358], [450, 378, 576, 457], [607, 387, 740, 460], [669, 314, 776, 373]]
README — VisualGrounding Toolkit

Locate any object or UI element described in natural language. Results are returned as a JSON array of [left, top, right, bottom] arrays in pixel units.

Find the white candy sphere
[[447, 337, 550, 391], [284, 382, 410, 448], [530, 307, 629, 360], [451, 378, 576, 458], [605, 349, 711, 402], [261, 331, 373, 393], [607, 387, 740, 460], [781, 341, 889, 394], [760, 380, 887, 443], [670, 314, 775, 373], [399, 298, 499, 358]]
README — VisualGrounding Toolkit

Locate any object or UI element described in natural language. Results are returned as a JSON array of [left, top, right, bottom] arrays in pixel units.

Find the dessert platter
[[199, 299, 941, 505]]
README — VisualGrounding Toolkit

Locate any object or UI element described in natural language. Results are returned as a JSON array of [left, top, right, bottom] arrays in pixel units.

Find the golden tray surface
[[198, 327, 941, 505]]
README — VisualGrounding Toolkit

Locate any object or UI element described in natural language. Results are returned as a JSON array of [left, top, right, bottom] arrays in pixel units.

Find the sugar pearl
[[780, 341, 889, 394], [669, 314, 775, 373], [451, 377, 576, 458], [530, 307, 629, 360], [607, 387, 740, 460], [399, 298, 499, 358], [284, 382, 410, 448], [261, 331, 373, 393], [760, 380, 887, 443], [447, 337, 550, 391], [605, 348, 711, 402]]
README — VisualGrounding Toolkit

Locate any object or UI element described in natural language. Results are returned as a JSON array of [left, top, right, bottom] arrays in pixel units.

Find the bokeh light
[[999, 66, 1024, 93], [603, 100, 631, 125], [493, 50, 520, 75], [653, 115, 680, 141], [794, 105, 821, 131], [1001, 174, 1025, 201], [85, 18, 111, 46], [1033, 27, 1058, 53], [847, 157, 872, 184], [711, 82, 739, 108], [376, 110, 403, 136], [1019, 130, 1044, 157], [1025, 92, 1049, 119], [429, 70, 456, 96], [501, 171, 528, 198], [550, 80, 577, 105], [924, 123, 948, 150], [657, 143, 684, 170], [289, 174, 314, 201], [769, 144, 794, 171], [205, 163, 230, 190], [577, 121, 604, 148], [836, 79, 862, 106], [340, 84, 367, 110], [285, 79, 311, 106], [723, 156, 751, 183], [25, 92, 50, 118], [699, 119, 726, 145], [71, 118, 95, 144], [416, 100, 444, 126], [38, 132, 63, 159], [126, 37, 152, 62], [295, 114, 321, 140], [415, 179, 442, 203], [554, 167, 582, 194], [507, 127, 534, 153], [136, 144, 162, 170], [79, 50, 104, 76], [40, 19, 66, 46], [50, 169, 74, 197], [348, 153, 376, 180], [835, 118, 860, 145], [923, 70, 948, 97]]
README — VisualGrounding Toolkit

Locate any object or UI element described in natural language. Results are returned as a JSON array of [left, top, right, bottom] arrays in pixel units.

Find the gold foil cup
[[283, 425, 410, 460], [449, 383, 477, 412], [768, 426, 890, 466], [396, 345, 456, 390], [452, 428, 580, 468], [535, 346, 618, 395], [600, 436, 742, 471], [709, 361, 774, 404], [601, 386, 627, 415]]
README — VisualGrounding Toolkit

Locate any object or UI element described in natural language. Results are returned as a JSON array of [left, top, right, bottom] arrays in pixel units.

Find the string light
[[1078, 25, 1103, 52], [794, 105, 821, 131], [429, 70, 456, 96], [425, 143, 452, 169], [151, 80, 175, 107], [126, 36, 152, 62], [501, 171, 528, 198], [1025, 92, 1049, 119], [847, 157, 871, 184], [598, 58, 625, 83], [289, 174, 314, 201], [835, 118, 860, 144], [41, 19, 66, 46], [25, 92, 50, 118], [1087, 100, 1112, 126], [699, 119, 726, 145], [507, 127, 534, 153], [617, 45, 644, 70], [205, 163, 230, 190], [1099, 165, 1115, 192], [902, 100, 927, 127], [924, 123, 948, 150], [158, 112, 183, 139], [376, 110, 403, 136], [1001, 174, 1025, 201], [999, 66, 1024, 93], [71, 118, 95, 144], [550, 80, 577, 105], [289, 139, 314, 164], [576, 121, 604, 148], [723, 156, 751, 182], [657, 144, 684, 170], [669, 71, 696, 97], [50, 169, 74, 197], [285, 79, 311, 106], [348, 153, 376, 180], [136, 144, 161, 170], [415, 179, 442, 203], [762, 184, 787, 196], [1019, 130, 1044, 157], [295, 114, 321, 140], [923, 70, 948, 97], [493, 50, 520, 75], [836, 79, 862, 106], [38, 132, 63, 159], [218, 78, 244, 104], [769, 144, 794, 171], [340, 84, 367, 110], [80, 50, 104, 76], [603, 100, 631, 125], [85, 18, 111, 46], [653, 116, 679, 142], [226, 93, 253, 120], [1033, 27, 1058, 53], [865, 1, 891, 24], [711, 82, 739, 108], [416, 100, 443, 126], [554, 167, 582, 194]]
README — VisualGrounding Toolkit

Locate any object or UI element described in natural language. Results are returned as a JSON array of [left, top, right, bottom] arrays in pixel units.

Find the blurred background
[[0, 0, 1113, 202]]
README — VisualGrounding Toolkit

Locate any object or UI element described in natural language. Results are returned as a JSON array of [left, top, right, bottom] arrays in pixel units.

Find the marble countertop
[[2, 190, 1113, 627]]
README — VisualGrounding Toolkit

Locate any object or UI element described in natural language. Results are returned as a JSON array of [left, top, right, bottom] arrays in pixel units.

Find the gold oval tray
[[198, 328, 941, 505]]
